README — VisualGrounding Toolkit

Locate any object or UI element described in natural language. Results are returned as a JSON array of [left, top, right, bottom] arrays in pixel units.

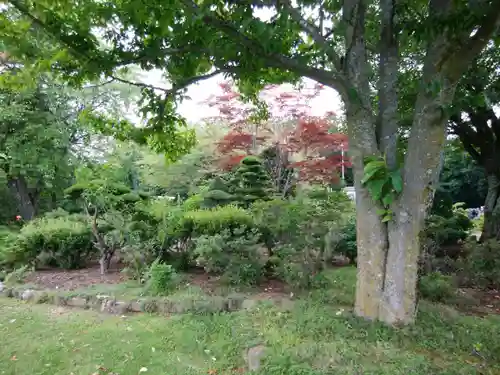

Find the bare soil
[[24, 263, 127, 291], [23, 264, 290, 298]]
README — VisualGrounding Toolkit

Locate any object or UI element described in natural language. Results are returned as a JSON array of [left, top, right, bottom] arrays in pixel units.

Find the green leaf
[[390, 170, 403, 193], [382, 192, 395, 207], [361, 161, 385, 184], [368, 179, 385, 201], [376, 208, 387, 216], [381, 214, 393, 223]]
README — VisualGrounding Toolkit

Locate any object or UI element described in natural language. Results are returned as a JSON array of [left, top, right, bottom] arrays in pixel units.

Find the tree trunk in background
[[7, 176, 38, 220], [481, 174, 500, 241]]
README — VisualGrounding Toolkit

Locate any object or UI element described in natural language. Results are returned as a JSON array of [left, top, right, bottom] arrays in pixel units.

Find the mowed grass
[[1, 268, 500, 375]]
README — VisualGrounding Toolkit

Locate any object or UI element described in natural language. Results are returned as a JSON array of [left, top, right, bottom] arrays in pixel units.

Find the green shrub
[[272, 241, 332, 289], [202, 176, 235, 208], [3, 215, 95, 269], [334, 215, 357, 261], [193, 227, 265, 285], [419, 272, 456, 302], [461, 239, 500, 289], [252, 194, 353, 253], [183, 205, 254, 237], [424, 203, 472, 251], [182, 194, 204, 211], [230, 156, 273, 207], [143, 259, 179, 295]]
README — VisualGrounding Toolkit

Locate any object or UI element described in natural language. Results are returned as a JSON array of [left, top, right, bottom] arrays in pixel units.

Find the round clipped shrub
[[4, 214, 95, 269], [182, 205, 255, 237]]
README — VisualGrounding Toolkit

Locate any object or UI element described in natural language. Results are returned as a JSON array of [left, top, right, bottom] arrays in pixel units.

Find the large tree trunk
[[7, 176, 39, 220], [481, 174, 500, 241]]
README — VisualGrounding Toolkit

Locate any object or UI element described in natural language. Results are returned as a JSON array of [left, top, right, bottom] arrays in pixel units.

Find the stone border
[[0, 285, 294, 316]]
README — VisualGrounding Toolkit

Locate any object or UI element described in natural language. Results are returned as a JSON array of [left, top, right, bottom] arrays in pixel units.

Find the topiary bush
[[202, 176, 235, 208], [182, 205, 255, 237], [193, 227, 265, 285], [2, 214, 95, 269], [231, 156, 273, 207]]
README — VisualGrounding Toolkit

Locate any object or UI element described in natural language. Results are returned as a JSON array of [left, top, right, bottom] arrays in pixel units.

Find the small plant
[[418, 272, 456, 302], [4, 264, 32, 285], [143, 259, 179, 296], [361, 155, 403, 222]]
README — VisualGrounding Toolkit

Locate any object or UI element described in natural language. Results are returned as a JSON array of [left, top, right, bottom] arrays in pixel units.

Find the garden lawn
[[1, 268, 500, 375]]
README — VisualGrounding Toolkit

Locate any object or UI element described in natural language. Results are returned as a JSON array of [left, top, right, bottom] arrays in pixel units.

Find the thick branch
[[109, 70, 223, 95], [442, 0, 500, 80], [377, 0, 399, 168], [279, 0, 342, 71]]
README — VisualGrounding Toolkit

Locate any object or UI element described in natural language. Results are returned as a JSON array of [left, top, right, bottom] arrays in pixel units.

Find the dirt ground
[[23, 264, 289, 298]]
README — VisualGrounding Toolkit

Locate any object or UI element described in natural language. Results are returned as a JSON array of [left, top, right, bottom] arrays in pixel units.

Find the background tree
[[448, 43, 500, 241], [2, 0, 499, 325], [208, 82, 349, 195]]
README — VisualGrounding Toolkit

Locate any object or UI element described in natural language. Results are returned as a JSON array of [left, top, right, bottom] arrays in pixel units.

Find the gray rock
[[21, 289, 35, 301], [242, 299, 258, 310], [68, 297, 88, 308], [0, 281, 4, 292], [245, 345, 266, 371]]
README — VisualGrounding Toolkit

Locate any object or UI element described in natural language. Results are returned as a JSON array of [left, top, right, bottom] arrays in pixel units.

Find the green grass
[[1, 268, 500, 375]]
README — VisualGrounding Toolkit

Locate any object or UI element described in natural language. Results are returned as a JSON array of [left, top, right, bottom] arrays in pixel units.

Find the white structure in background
[[344, 186, 356, 201]]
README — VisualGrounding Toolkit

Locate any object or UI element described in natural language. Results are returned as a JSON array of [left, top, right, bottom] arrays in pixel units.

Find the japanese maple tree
[[204, 81, 349, 189]]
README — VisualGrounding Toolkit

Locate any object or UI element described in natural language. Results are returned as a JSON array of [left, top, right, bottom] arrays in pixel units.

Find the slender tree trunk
[[7, 176, 38, 220], [481, 174, 500, 241]]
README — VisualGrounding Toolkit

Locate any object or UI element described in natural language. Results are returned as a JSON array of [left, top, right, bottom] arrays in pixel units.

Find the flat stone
[[245, 345, 266, 371], [129, 301, 142, 312], [21, 289, 35, 301], [242, 299, 258, 310], [100, 299, 116, 313], [68, 297, 88, 308]]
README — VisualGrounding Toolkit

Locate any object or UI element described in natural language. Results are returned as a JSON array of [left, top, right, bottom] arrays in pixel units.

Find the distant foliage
[[207, 82, 349, 189], [461, 240, 500, 289], [423, 203, 473, 256]]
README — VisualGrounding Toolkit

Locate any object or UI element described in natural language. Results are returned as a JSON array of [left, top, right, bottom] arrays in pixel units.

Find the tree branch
[[278, 0, 342, 71], [442, 0, 500, 80], [182, 0, 347, 95]]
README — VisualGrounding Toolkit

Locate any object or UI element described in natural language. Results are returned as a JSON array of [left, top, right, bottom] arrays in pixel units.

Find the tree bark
[[7, 176, 39, 220], [481, 174, 500, 241]]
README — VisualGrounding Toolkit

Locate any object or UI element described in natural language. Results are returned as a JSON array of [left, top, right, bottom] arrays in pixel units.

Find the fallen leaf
[[208, 370, 218, 375], [9, 319, 16, 324], [139, 367, 148, 373], [10, 356, 17, 361]]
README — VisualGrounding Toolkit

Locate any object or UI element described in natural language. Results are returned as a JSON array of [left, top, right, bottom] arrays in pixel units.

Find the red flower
[[15, 215, 21, 221]]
